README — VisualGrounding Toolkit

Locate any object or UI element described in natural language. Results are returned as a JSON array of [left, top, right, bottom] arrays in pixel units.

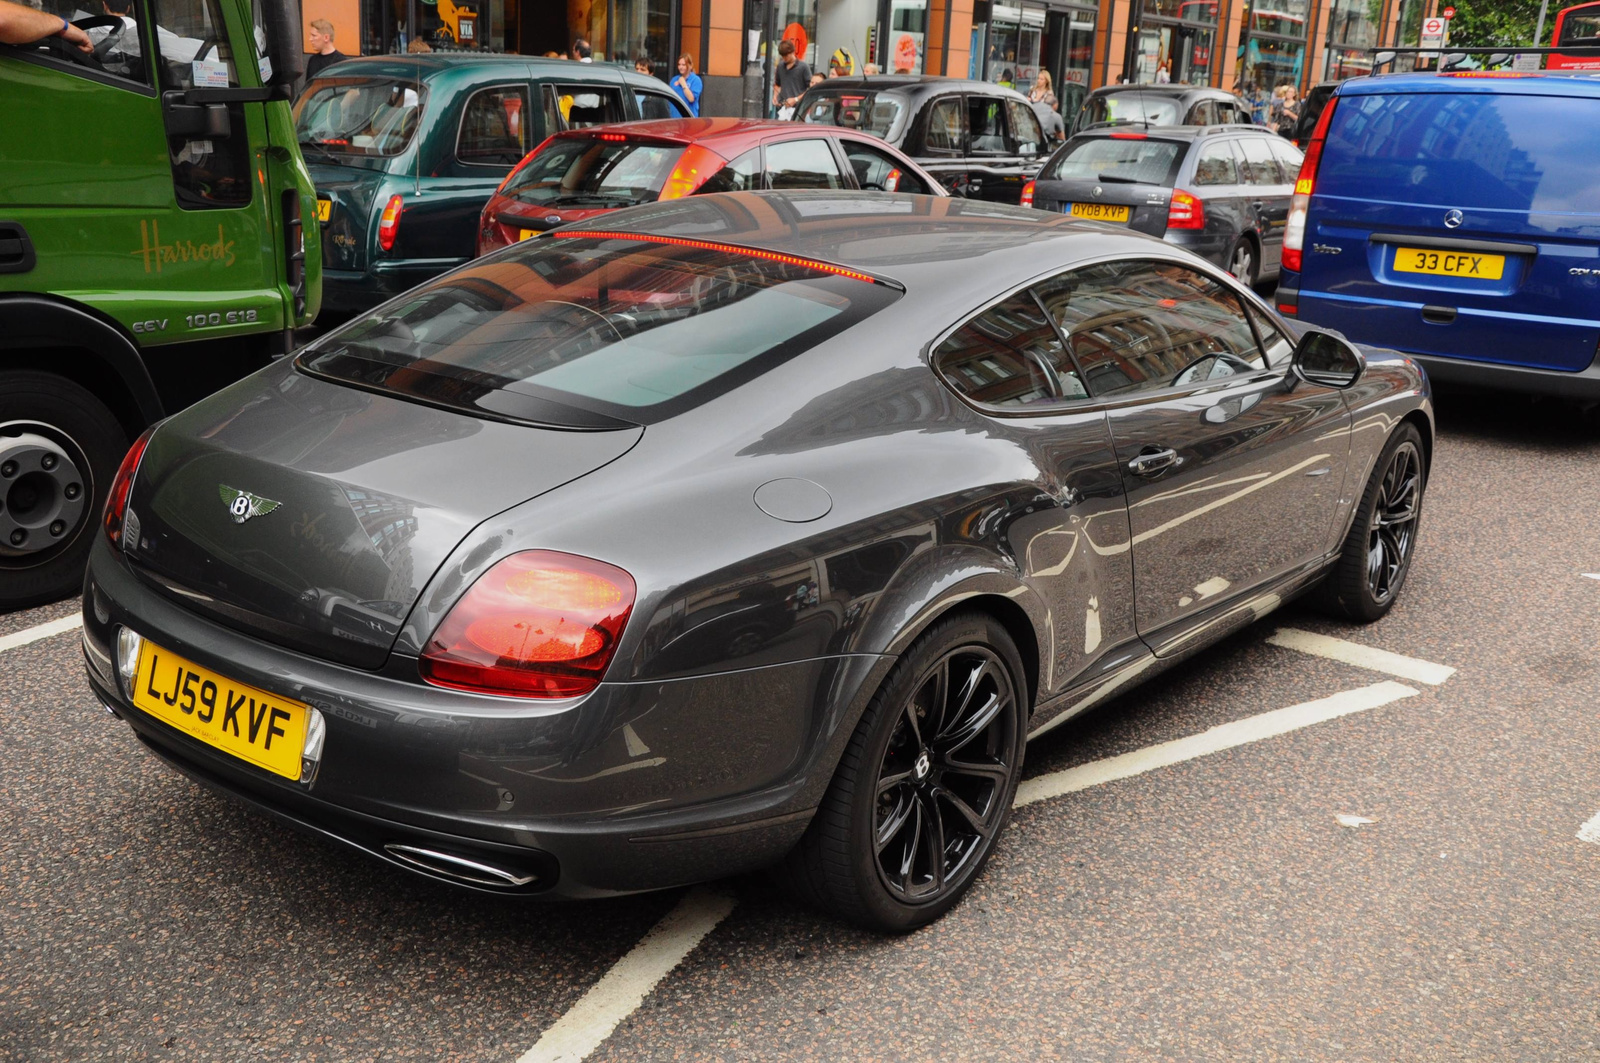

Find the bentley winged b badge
[[219, 484, 281, 524]]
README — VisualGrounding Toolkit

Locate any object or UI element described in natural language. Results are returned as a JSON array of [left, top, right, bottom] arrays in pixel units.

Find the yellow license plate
[[132, 640, 308, 780], [1393, 247, 1505, 280], [518, 229, 538, 241], [1068, 202, 1131, 223], [315, 198, 331, 223]]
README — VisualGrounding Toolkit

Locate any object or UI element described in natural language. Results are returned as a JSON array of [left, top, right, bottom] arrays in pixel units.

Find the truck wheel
[[0, 371, 129, 611]]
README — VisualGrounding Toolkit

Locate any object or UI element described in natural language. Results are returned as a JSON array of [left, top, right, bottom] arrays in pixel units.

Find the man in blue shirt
[[671, 53, 703, 117]]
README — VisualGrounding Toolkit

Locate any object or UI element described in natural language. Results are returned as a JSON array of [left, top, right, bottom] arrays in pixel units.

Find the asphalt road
[[3, 386, 1598, 1062]]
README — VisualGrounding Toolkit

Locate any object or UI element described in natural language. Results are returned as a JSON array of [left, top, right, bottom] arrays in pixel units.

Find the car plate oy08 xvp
[[1068, 202, 1131, 223], [131, 640, 309, 780], [1393, 247, 1505, 279]]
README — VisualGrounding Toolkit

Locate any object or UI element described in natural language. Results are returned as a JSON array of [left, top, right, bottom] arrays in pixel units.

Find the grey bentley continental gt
[[82, 191, 1433, 932]]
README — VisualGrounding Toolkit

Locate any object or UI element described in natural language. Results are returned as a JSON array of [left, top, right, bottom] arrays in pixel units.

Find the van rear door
[[1296, 83, 1600, 373]]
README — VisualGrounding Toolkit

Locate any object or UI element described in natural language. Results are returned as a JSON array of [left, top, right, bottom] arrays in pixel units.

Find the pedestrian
[[0, 0, 91, 49], [1032, 92, 1065, 142], [1029, 69, 1052, 105], [828, 47, 852, 77], [305, 18, 346, 81], [670, 52, 702, 116], [1274, 83, 1300, 137], [772, 38, 811, 119], [862, 61, 880, 75], [634, 54, 655, 78], [1155, 59, 1171, 83], [571, 36, 591, 62]]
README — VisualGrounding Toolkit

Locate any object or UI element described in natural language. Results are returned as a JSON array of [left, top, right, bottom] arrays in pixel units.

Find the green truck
[[0, 0, 319, 610]]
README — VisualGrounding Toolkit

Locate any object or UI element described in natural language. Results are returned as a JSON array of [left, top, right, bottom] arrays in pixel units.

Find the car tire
[[781, 610, 1028, 932], [1228, 237, 1258, 287], [0, 371, 128, 611], [1312, 423, 1427, 623]]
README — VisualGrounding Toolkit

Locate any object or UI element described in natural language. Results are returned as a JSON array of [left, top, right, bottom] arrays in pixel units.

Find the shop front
[[1236, 0, 1308, 90], [1129, 0, 1217, 85], [976, 0, 1096, 112]]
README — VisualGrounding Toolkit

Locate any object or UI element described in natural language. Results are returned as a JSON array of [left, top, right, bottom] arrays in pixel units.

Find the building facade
[[301, 0, 1450, 116]]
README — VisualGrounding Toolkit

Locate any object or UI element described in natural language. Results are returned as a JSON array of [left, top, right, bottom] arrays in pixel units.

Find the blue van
[[1277, 73, 1600, 397]]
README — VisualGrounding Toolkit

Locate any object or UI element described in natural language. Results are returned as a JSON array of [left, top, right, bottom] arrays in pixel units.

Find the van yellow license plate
[[315, 198, 331, 223], [132, 640, 308, 780], [1393, 247, 1505, 280], [1068, 202, 1131, 223]]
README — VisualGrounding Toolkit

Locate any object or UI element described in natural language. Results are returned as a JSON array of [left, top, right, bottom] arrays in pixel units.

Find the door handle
[[1127, 447, 1180, 476]]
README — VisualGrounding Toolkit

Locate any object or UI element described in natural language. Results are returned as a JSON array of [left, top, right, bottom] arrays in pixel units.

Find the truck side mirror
[[1291, 329, 1366, 389], [261, 0, 306, 94]]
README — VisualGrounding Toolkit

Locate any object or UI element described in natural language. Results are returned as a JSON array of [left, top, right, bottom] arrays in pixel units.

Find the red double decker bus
[[1550, 0, 1600, 69]]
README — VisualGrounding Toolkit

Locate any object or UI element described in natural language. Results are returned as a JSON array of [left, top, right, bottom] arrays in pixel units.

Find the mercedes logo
[[1092, 185, 1103, 198], [1444, 209, 1464, 229]]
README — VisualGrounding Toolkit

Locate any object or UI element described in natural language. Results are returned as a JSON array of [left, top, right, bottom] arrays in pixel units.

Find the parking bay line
[[1014, 681, 1420, 808], [515, 887, 737, 1063], [0, 613, 82, 654], [1578, 811, 1600, 846], [1266, 627, 1456, 686]]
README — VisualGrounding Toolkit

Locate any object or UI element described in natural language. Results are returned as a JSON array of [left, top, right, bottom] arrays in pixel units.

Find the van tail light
[[1283, 95, 1339, 274], [420, 550, 636, 699], [658, 144, 729, 201], [377, 194, 403, 252], [1020, 179, 1035, 208], [104, 426, 156, 550], [1166, 189, 1204, 230]]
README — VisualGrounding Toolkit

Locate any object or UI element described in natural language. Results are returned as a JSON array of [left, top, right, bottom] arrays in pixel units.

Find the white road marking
[[0, 614, 83, 654], [515, 887, 736, 1063], [1267, 627, 1456, 686], [1336, 814, 1376, 828], [1577, 811, 1600, 846], [1014, 681, 1419, 808], [1583, 573, 1600, 581]]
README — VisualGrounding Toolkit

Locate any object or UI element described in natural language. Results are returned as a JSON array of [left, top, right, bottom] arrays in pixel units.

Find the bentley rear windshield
[[296, 233, 901, 428]]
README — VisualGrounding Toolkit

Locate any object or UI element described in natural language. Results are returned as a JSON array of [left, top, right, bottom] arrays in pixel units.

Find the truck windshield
[[501, 137, 686, 209], [295, 78, 426, 156], [296, 234, 901, 426]]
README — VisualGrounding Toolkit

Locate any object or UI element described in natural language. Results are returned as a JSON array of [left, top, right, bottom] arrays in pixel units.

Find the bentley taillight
[[103, 426, 155, 549], [420, 550, 636, 698]]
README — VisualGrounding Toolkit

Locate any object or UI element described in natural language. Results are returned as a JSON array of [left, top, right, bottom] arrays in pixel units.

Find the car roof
[[1338, 71, 1600, 98], [556, 117, 881, 144], [1086, 83, 1232, 98], [567, 190, 1161, 292], [807, 75, 1033, 101], [311, 54, 658, 90], [1071, 124, 1280, 141]]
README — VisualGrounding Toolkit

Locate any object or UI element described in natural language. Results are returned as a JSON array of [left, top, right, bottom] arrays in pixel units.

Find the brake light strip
[[552, 230, 891, 287]]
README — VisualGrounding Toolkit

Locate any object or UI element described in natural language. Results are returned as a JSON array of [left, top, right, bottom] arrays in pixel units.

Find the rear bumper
[[1409, 351, 1600, 401], [321, 260, 467, 314], [83, 539, 887, 899]]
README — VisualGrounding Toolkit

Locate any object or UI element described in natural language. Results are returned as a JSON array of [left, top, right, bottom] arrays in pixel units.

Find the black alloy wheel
[[1366, 439, 1422, 606], [782, 611, 1028, 932], [1315, 423, 1426, 622], [872, 645, 1017, 904]]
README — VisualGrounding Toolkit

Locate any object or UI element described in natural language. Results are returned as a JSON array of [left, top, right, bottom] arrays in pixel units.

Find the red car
[[476, 117, 946, 255]]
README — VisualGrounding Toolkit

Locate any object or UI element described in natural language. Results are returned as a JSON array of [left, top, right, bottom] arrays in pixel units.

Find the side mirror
[[261, 0, 305, 93], [1291, 329, 1366, 389]]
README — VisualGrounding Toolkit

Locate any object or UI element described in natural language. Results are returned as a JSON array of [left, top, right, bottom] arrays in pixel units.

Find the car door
[[1189, 137, 1251, 262], [927, 290, 1137, 695], [916, 94, 969, 194], [836, 137, 936, 194], [964, 93, 1025, 203], [1235, 136, 1290, 273], [412, 80, 534, 262], [1032, 258, 1350, 655]]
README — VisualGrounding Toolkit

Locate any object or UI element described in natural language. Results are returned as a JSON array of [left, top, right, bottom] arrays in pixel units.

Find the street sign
[[1442, 6, 1455, 18], [1421, 15, 1447, 60]]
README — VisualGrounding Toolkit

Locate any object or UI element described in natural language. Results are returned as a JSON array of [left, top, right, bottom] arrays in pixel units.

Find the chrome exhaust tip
[[382, 843, 540, 889]]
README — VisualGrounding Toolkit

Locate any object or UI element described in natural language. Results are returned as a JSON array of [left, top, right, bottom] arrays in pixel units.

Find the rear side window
[[499, 137, 684, 208], [1269, 138, 1304, 180], [841, 141, 931, 194], [1082, 92, 1182, 128], [698, 149, 761, 193], [637, 92, 687, 119], [1236, 137, 1285, 185], [298, 235, 901, 425], [933, 294, 1087, 409], [1321, 91, 1600, 213], [1032, 261, 1264, 398], [1042, 136, 1185, 185], [296, 77, 426, 156], [925, 97, 964, 153], [458, 86, 531, 166], [1006, 99, 1044, 155], [799, 92, 905, 138], [766, 139, 846, 189], [550, 84, 626, 128], [1192, 140, 1240, 185]]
